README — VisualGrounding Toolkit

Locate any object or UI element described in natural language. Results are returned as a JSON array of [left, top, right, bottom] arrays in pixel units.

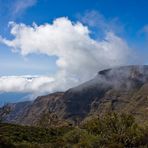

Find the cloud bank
[[0, 17, 131, 94], [0, 76, 54, 93]]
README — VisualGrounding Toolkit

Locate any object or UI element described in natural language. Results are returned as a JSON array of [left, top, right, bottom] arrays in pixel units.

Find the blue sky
[[0, 0, 148, 97], [0, 0, 148, 76], [0, 0, 148, 39]]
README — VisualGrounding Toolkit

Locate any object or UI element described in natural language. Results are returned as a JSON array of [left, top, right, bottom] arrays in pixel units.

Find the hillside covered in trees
[[0, 113, 148, 148]]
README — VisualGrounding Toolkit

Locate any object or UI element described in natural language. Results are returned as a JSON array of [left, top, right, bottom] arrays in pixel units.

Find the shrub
[[62, 128, 99, 147], [0, 113, 148, 147], [0, 136, 15, 148], [82, 113, 146, 147]]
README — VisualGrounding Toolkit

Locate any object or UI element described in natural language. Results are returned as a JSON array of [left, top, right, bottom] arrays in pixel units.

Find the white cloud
[[0, 76, 54, 93], [0, 17, 131, 94]]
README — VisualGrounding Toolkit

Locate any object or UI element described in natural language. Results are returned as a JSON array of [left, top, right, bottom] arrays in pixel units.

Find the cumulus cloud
[[0, 17, 131, 94]]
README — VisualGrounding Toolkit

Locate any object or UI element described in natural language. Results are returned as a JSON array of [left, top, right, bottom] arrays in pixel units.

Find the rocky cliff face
[[1, 65, 148, 126]]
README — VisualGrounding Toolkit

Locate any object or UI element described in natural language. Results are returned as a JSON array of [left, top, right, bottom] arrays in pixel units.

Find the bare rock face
[[1, 92, 65, 126], [1, 65, 148, 126], [0, 101, 32, 124]]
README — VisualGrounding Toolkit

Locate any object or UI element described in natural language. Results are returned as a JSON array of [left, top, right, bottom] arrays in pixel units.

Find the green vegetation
[[0, 122, 74, 148], [0, 113, 148, 148]]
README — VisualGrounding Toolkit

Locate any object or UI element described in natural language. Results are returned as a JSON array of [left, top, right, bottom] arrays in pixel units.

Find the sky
[[0, 0, 148, 102]]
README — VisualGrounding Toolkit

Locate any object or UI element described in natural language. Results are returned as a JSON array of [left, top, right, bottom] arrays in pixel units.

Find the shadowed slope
[[1, 65, 148, 126]]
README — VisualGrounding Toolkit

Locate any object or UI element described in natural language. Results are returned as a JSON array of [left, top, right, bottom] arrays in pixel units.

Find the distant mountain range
[[0, 76, 39, 106], [1, 65, 148, 126], [0, 92, 30, 107]]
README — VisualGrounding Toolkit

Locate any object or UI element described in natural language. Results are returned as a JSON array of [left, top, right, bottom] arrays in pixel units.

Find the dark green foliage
[[62, 128, 99, 147], [0, 136, 15, 148], [0, 123, 73, 147], [0, 113, 148, 148], [82, 113, 148, 147]]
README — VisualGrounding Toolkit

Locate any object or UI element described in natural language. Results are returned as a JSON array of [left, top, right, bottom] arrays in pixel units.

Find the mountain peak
[[98, 65, 148, 77], [1, 65, 148, 126]]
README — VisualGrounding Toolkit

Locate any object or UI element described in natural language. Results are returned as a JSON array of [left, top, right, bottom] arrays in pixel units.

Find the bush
[[0, 136, 15, 148], [82, 113, 147, 147], [0, 113, 148, 147], [62, 128, 99, 147]]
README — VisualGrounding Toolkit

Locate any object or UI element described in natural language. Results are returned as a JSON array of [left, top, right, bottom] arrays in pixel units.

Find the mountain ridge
[[1, 65, 148, 126]]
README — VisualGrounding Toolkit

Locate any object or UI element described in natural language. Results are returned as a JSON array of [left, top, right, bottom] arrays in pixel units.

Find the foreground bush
[[0, 113, 148, 148], [0, 136, 15, 148], [62, 128, 99, 147], [82, 113, 148, 147]]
